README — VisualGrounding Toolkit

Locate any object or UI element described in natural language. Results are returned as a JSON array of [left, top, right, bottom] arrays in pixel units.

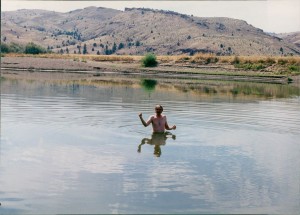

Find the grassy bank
[[3, 53, 299, 72], [2, 53, 300, 85]]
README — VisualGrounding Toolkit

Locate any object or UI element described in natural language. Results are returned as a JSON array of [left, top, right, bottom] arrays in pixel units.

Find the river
[[0, 78, 299, 214]]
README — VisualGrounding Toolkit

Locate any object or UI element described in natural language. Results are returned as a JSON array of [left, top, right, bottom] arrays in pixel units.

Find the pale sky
[[2, 0, 300, 33]]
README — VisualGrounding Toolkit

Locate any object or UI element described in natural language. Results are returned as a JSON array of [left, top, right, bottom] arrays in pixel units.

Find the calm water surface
[[1, 79, 300, 214]]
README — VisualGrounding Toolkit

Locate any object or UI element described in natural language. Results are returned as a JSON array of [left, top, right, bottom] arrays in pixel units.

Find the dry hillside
[[277, 32, 300, 48], [1, 7, 300, 56]]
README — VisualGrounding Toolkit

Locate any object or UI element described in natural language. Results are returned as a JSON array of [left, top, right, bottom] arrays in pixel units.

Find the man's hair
[[155, 104, 163, 111]]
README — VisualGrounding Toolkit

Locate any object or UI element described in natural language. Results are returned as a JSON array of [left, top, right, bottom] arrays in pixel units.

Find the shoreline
[[2, 56, 299, 85]]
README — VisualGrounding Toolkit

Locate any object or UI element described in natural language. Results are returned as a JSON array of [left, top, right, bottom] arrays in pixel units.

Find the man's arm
[[165, 117, 176, 130], [139, 113, 152, 127]]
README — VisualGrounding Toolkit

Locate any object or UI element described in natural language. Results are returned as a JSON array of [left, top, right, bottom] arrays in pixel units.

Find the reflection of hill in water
[[1, 78, 299, 103], [172, 81, 300, 99]]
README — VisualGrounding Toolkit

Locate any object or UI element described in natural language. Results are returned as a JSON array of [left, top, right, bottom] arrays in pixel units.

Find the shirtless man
[[139, 105, 176, 132]]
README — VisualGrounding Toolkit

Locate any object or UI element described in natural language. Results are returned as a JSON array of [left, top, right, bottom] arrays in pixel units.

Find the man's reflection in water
[[138, 132, 176, 157]]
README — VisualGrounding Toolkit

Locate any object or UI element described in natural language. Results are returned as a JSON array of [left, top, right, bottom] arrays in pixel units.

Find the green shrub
[[9, 42, 25, 53], [231, 56, 240, 64], [141, 53, 158, 67], [288, 65, 299, 71], [266, 57, 276, 65], [278, 59, 288, 65], [205, 57, 218, 64], [1, 42, 25, 53], [25, 42, 46, 54], [234, 63, 265, 70], [252, 63, 265, 70], [0, 43, 9, 53]]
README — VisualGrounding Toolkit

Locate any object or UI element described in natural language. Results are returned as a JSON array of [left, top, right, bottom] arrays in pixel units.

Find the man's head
[[155, 104, 163, 115]]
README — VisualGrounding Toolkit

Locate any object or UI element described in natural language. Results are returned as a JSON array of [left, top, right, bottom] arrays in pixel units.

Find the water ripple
[[2, 92, 300, 135]]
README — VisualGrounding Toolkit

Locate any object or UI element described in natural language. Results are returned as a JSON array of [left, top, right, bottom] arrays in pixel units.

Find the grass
[[5, 52, 300, 64], [234, 63, 266, 70], [3, 53, 300, 77], [89, 55, 135, 62], [288, 65, 300, 72]]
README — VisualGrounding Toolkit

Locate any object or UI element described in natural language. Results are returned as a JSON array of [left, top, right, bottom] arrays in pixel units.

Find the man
[[138, 104, 176, 133]]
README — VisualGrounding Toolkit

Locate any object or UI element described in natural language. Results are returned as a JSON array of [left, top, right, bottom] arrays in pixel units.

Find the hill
[[277, 32, 300, 48], [1, 7, 300, 56]]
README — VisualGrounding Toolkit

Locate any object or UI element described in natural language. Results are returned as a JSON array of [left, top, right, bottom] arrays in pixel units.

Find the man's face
[[155, 106, 163, 115]]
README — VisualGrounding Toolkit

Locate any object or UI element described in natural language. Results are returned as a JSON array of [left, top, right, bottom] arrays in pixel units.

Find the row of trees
[[0, 40, 141, 56], [1, 41, 288, 57], [1, 42, 47, 54], [75, 40, 141, 55]]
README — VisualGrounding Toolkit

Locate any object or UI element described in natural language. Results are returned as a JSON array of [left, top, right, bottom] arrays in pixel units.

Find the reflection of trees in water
[[138, 132, 176, 157]]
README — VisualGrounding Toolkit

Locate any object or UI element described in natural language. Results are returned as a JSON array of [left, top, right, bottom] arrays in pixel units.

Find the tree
[[8, 43, 25, 53], [66, 47, 69, 54], [97, 50, 100, 55], [118, 42, 124, 49], [83, 43, 87, 54], [92, 47, 94, 51], [280, 47, 284, 54], [25, 42, 46, 54], [135, 41, 140, 46], [112, 42, 117, 53], [0, 43, 9, 53], [77, 45, 81, 54], [93, 43, 97, 47]]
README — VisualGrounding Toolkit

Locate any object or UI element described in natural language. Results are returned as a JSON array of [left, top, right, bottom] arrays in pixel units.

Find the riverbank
[[1, 55, 300, 98], [1, 54, 300, 85]]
